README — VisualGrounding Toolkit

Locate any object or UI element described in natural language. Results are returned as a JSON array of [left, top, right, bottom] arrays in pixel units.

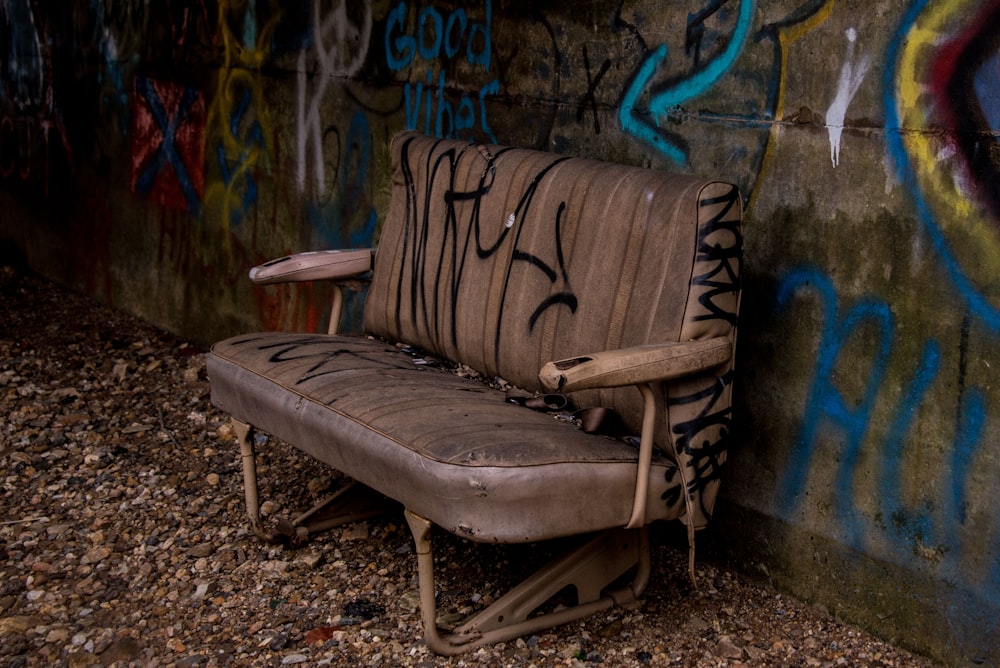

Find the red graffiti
[[131, 76, 206, 214], [255, 280, 331, 333]]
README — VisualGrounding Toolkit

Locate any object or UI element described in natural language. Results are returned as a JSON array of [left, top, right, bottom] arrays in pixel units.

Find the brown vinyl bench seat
[[207, 131, 743, 654]]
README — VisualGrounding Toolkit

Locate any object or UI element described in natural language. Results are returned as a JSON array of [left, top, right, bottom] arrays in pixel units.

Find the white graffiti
[[825, 27, 870, 168], [297, 0, 373, 194]]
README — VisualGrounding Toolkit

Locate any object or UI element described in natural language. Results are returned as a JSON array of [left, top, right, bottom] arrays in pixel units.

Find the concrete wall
[[1, 1, 998, 664]]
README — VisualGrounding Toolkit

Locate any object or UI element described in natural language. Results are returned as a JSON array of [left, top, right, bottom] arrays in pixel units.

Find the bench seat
[[208, 131, 743, 653], [208, 332, 684, 543]]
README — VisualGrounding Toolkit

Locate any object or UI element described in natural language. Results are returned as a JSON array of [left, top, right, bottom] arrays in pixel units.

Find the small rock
[[124, 423, 154, 434], [399, 590, 421, 612], [90, 629, 115, 654], [307, 476, 330, 493], [597, 618, 622, 639], [261, 560, 290, 576], [294, 551, 323, 569], [715, 635, 743, 659], [112, 362, 128, 382], [9, 451, 32, 465], [45, 627, 70, 644], [192, 581, 216, 599], [216, 422, 235, 442], [187, 544, 215, 558], [281, 654, 309, 665], [206, 472, 220, 486], [305, 626, 338, 645], [82, 547, 112, 564], [83, 452, 104, 466], [46, 524, 72, 538], [684, 615, 710, 632], [341, 522, 369, 541], [0, 615, 42, 635]]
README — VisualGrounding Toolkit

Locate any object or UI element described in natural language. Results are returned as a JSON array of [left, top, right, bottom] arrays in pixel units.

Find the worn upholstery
[[208, 131, 742, 542]]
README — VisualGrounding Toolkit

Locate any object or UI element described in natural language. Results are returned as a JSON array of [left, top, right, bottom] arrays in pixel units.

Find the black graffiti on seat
[[693, 184, 742, 325], [395, 135, 577, 362], [663, 369, 735, 518], [230, 334, 414, 384]]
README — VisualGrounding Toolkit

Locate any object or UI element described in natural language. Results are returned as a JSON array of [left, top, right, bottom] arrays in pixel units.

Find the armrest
[[538, 337, 732, 393], [248, 249, 374, 285], [541, 337, 731, 534]]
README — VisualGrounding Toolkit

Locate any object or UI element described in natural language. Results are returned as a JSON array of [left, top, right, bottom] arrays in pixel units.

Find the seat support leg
[[404, 509, 650, 655], [234, 419, 277, 543], [234, 418, 396, 545]]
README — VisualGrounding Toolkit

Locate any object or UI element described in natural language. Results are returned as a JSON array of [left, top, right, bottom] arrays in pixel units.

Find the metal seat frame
[[234, 418, 651, 654]]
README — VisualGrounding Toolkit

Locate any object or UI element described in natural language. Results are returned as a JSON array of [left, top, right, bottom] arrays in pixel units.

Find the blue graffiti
[[386, 0, 497, 142], [0, 0, 43, 110], [385, 0, 490, 71], [308, 111, 377, 250], [133, 77, 202, 215], [775, 266, 991, 593], [402, 69, 497, 143], [89, 0, 136, 135], [879, 338, 940, 542], [217, 88, 265, 227], [952, 384, 985, 526], [884, 0, 1000, 332], [776, 266, 894, 542], [619, 0, 755, 165], [305, 111, 377, 333], [342, 112, 377, 248]]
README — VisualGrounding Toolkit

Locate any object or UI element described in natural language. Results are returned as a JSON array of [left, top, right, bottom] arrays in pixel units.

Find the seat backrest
[[365, 132, 742, 527]]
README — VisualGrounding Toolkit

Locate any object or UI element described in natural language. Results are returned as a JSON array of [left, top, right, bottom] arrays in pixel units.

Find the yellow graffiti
[[747, 0, 835, 212], [894, 0, 1000, 269], [205, 0, 282, 245], [896, 0, 972, 219]]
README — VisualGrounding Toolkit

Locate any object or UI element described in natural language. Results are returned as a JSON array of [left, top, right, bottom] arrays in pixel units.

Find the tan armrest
[[538, 337, 731, 393], [248, 249, 374, 285]]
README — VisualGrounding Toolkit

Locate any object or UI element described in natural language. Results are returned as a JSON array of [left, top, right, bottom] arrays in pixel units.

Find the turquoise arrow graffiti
[[619, 0, 756, 165]]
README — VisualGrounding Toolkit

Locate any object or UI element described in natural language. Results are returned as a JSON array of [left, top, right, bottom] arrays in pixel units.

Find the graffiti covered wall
[[2, 0, 1000, 663]]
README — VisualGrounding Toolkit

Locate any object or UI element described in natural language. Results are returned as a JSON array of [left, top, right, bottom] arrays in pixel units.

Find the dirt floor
[[0, 268, 942, 667]]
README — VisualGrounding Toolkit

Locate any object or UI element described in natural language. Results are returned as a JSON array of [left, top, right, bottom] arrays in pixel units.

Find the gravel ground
[[0, 268, 942, 668]]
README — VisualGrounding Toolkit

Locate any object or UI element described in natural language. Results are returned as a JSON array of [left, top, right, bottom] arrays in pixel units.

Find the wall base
[[705, 501, 999, 668]]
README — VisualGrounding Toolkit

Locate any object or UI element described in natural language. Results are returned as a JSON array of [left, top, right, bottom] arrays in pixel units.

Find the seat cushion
[[208, 332, 686, 542]]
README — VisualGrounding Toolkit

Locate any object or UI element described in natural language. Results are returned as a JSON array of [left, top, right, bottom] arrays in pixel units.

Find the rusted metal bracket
[[274, 481, 398, 546], [404, 509, 650, 655]]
